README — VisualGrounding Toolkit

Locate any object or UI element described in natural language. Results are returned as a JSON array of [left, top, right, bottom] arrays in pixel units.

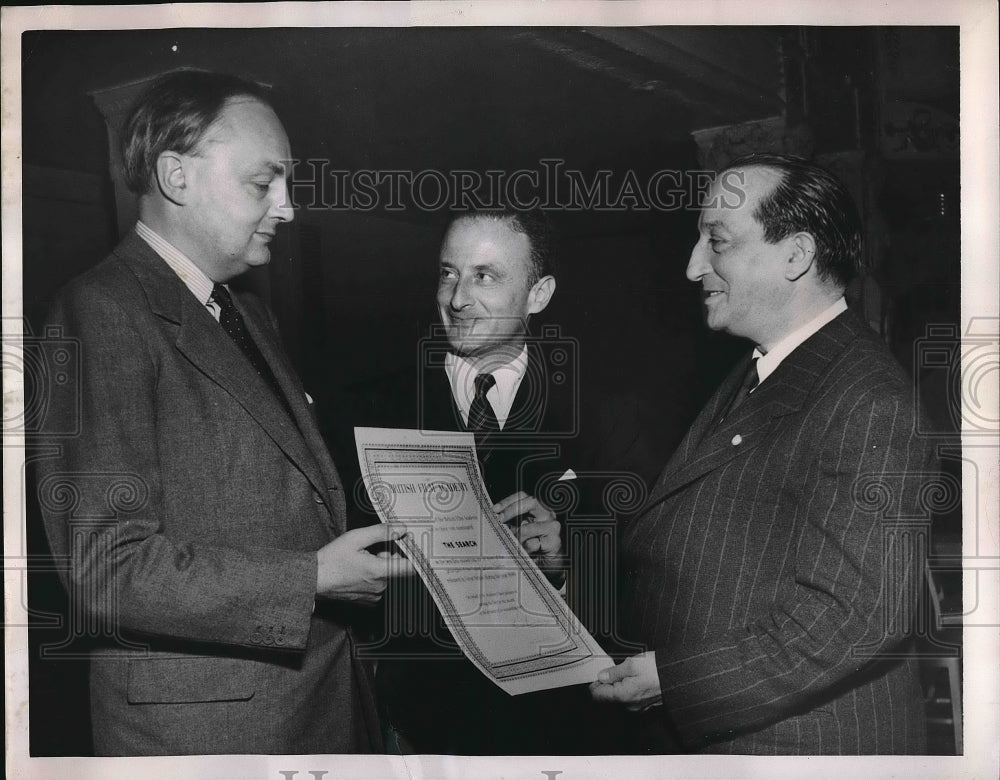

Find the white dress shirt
[[752, 297, 848, 388], [444, 344, 529, 430]]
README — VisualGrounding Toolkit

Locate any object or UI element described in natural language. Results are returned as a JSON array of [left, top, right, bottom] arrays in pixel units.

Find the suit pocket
[[127, 655, 256, 704]]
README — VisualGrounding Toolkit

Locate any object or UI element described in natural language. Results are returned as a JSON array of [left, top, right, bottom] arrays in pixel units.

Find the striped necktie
[[211, 284, 293, 420], [467, 372, 500, 431]]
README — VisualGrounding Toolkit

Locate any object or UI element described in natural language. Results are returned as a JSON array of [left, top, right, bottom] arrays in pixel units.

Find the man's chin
[[448, 341, 478, 358], [442, 327, 472, 353], [247, 248, 271, 267], [704, 311, 728, 333], [449, 337, 503, 361]]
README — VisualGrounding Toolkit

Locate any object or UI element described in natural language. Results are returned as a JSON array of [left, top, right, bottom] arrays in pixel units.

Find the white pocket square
[[304, 392, 314, 405]]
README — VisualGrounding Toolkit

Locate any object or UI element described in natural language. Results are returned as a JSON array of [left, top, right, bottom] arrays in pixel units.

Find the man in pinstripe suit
[[590, 154, 933, 754]]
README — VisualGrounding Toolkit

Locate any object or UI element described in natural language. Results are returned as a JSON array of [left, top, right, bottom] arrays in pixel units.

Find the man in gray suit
[[34, 70, 418, 755], [590, 154, 934, 754]]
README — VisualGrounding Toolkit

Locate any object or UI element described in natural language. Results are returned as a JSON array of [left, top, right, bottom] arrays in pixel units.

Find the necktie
[[467, 373, 500, 431], [211, 284, 293, 419], [716, 357, 759, 426]]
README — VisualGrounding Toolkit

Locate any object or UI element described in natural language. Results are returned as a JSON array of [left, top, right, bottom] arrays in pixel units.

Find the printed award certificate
[[355, 427, 613, 695]]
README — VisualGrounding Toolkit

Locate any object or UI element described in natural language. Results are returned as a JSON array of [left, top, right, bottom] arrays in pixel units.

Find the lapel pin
[[731, 434, 743, 446]]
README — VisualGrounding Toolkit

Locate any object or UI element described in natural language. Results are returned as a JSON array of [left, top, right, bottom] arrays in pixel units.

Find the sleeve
[[34, 284, 318, 653], [652, 384, 936, 745]]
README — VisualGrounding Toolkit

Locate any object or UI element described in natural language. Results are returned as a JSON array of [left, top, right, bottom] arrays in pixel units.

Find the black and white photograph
[[3, 2, 997, 779]]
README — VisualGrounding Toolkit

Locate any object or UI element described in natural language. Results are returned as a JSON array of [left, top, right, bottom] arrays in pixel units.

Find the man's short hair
[[121, 70, 274, 195], [723, 153, 863, 289], [450, 208, 556, 285]]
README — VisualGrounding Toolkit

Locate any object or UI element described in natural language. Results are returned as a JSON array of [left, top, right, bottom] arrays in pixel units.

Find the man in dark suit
[[341, 209, 653, 754], [590, 154, 934, 754], [33, 70, 415, 755]]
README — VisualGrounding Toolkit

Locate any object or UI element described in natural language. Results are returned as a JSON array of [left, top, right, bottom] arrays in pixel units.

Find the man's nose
[[271, 180, 295, 223], [686, 241, 709, 282], [450, 277, 473, 309]]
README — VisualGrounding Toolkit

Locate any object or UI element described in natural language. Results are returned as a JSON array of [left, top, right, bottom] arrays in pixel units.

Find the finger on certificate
[[516, 517, 558, 541], [597, 656, 636, 684], [520, 536, 542, 554], [588, 679, 622, 703], [494, 494, 552, 525], [493, 491, 530, 514], [589, 662, 624, 696]]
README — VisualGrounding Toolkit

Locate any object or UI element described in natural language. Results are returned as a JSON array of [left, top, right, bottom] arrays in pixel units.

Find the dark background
[[20, 26, 961, 755]]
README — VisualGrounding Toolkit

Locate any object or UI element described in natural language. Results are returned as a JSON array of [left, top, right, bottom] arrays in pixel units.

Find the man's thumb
[[347, 523, 401, 549]]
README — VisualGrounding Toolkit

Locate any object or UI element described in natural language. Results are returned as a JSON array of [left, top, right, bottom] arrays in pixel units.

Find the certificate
[[355, 427, 613, 695]]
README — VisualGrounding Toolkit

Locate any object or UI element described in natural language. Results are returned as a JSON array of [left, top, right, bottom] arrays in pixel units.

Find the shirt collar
[[135, 220, 217, 307], [444, 344, 529, 429], [753, 297, 848, 385]]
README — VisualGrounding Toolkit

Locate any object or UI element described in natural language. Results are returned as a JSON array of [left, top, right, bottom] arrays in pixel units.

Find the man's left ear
[[784, 232, 817, 281], [527, 275, 556, 315]]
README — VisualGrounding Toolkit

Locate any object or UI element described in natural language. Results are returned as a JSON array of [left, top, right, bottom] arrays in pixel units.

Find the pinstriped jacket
[[622, 309, 934, 754], [35, 231, 379, 755]]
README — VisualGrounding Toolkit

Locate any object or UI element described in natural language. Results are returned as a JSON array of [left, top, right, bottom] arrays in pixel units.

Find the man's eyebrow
[[253, 161, 286, 176], [438, 261, 504, 274]]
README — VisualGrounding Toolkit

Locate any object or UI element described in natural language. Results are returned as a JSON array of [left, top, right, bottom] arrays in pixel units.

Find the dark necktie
[[211, 284, 293, 419], [467, 373, 500, 432], [716, 357, 759, 426]]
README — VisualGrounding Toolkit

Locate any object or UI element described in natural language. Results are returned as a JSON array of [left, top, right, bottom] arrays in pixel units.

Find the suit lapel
[[118, 233, 332, 503], [641, 311, 861, 511], [507, 344, 548, 433], [420, 360, 465, 431], [236, 293, 344, 501]]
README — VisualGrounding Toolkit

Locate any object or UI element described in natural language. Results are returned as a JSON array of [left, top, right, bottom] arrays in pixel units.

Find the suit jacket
[[335, 342, 661, 526], [621, 309, 933, 755], [332, 341, 656, 754], [34, 231, 379, 755]]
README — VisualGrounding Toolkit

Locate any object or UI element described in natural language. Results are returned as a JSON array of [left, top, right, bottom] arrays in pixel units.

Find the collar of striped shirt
[[135, 220, 222, 318]]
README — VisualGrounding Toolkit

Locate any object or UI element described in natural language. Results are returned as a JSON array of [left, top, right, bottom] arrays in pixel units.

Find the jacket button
[[313, 492, 324, 504], [731, 434, 743, 446]]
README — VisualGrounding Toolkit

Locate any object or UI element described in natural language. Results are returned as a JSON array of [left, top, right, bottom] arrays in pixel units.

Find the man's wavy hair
[[121, 70, 273, 195], [723, 153, 864, 289], [448, 207, 557, 285]]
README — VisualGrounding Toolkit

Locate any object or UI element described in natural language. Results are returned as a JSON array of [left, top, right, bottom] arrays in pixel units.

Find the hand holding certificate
[[355, 427, 612, 695], [493, 491, 565, 578]]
